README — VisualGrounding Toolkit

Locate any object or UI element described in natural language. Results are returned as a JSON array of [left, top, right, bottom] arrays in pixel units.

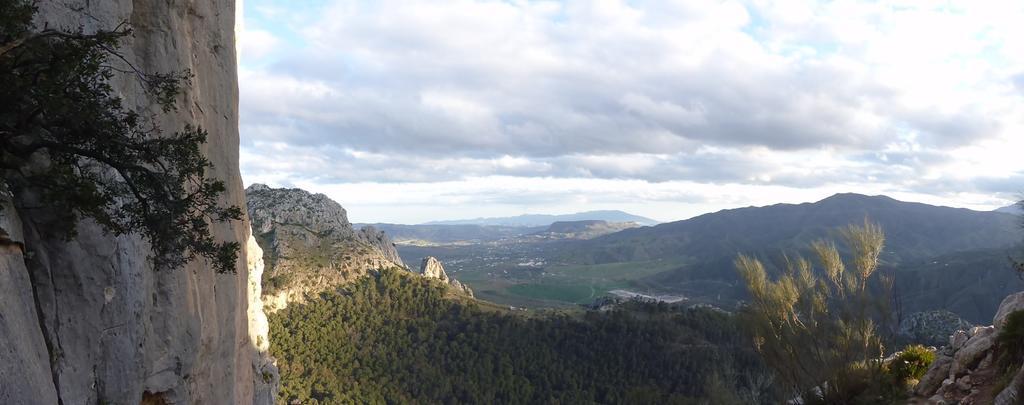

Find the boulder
[[950, 330, 970, 351], [917, 354, 953, 396], [994, 292, 1024, 329], [951, 327, 995, 377]]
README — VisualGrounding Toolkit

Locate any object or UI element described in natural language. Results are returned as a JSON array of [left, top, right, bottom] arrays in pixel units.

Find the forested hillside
[[552, 193, 1022, 315], [269, 269, 771, 404]]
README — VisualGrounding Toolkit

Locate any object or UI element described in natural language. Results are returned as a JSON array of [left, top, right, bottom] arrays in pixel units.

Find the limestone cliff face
[[0, 1, 275, 404], [246, 184, 406, 312], [418, 256, 474, 297], [0, 193, 59, 404]]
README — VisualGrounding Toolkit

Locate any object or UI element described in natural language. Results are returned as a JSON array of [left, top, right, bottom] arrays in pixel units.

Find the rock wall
[[358, 226, 406, 266], [0, 0, 275, 403], [0, 194, 59, 403], [246, 184, 407, 312]]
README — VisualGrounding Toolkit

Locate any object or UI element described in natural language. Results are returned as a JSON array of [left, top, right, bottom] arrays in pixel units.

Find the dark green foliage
[[997, 310, 1024, 372], [887, 345, 934, 383], [270, 268, 772, 404], [0, 0, 240, 272]]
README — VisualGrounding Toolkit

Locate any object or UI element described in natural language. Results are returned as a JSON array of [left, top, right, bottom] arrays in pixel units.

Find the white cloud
[[238, 28, 281, 60], [239, 0, 1024, 222]]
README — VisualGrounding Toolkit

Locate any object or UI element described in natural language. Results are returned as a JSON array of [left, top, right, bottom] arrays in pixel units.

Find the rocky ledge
[[913, 292, 1024, 404]]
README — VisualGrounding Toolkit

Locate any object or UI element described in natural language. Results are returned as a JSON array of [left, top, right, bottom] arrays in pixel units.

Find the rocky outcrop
[[899, 310, 974, 347], [247, 184, 357, 239], [358, 226, 405, 266], [246, 185, 406, 312], [419, 256, 450, 283], [993, 292, 1024, 329], [0, 1, 274, 403], [418, 256, 473, 297], [914, 293, 1024, 404]]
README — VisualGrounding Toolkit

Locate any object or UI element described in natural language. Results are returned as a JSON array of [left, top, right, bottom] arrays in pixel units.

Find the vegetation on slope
[[270, 268, 772, 404]]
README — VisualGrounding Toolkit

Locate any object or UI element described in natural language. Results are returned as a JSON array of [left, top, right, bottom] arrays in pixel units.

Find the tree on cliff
[[0, 1, 241, 272]]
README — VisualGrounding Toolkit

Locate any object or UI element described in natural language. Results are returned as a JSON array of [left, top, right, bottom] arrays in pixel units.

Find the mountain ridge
[[575, 192, 1019, 264], [555, 192, 1022, 322], [423, 210, 659, 227]]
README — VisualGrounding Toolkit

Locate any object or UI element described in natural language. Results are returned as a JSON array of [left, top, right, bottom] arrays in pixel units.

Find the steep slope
[[426, 210, 659, 227], [0, 1, 275, 404], [246, 184, 406, 311], [895, 247, 1024, 324]]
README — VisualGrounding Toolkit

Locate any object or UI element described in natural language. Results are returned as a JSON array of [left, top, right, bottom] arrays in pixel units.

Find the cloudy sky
[[237, 0, 1024, 224]]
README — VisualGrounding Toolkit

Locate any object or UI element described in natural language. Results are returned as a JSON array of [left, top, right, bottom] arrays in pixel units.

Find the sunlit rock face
[[418, 256, 473, 297], [0, 1, 274, 403], [246, 184, 406, 312], [419, 256, 451, 283]]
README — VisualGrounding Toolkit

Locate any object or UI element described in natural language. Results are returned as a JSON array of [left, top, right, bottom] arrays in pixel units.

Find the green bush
[[888, 345, 935, 383], [997, 310, 1024, 371]]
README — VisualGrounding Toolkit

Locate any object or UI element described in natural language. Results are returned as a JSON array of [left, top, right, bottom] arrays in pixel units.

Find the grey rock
[[951, 327, 995, 377], [994, 362, 1024, 405], [951, 330, 970, 351], [246, 185, 406, 312], [3, 1, 275, 403], [418, 256, 473, 296], [357, 226, 405, 267], [0, 194, 60, 404], [955, 375, 971, 391], [917, 354, 953, 396], [928, 394, 947, 404], [968, 325, 989, 337], [246, 184, 356, 238], [419, 256, 451, 283], [994, 292, 1024, 329]]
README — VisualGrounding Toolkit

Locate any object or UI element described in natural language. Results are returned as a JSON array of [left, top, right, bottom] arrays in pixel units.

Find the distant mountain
[[572, 193, 1019, 265], [355, 223, 543, 245], [424, 210, 659, 227], [531, 220, 640, 240], [562, 193, 1022, 320], [995, 203, 1022, 215]]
